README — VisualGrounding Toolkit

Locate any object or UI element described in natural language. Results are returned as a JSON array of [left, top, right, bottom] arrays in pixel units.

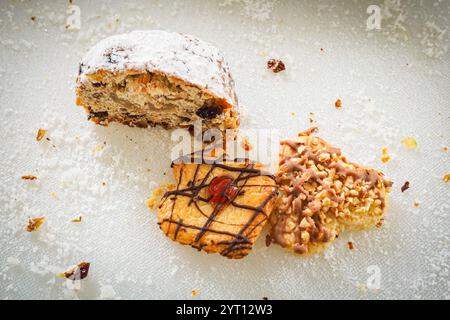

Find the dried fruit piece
[[381, 147, 391, 163], [208, 176, 239, 206], [335, 99, 342, 108], [401, 181, 410, 192], [26, 217, 45, 232], [71, 216, 82, 223], [443, 174, 450, 183], [401, 137, 417, 149], [36, 129, 47, 141], [59, 262, 90, 280], [21, 175, 37, 180], [267, 59, 286, 73]]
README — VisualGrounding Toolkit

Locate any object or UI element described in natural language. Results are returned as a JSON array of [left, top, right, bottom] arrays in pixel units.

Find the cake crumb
[[26, 217, 45, 232], [401, 137, 417, 149], [30, 16, 37, 22], [21, 175, 37, 180], [191, 288, 200, 297], [71, 216, 82, 223], [36, 129, 47, 141], [240, 136, 253, 151], [381, 147, 391, 163], [442, 146, 448, 152], [443, 174, 450, 183], [335, 99, 342, 108], [347, 241, 354, 250], [267, 59, 285, 73]]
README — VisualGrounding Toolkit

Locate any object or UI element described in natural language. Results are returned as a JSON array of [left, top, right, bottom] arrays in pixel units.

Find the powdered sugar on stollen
[[78, 30, 238, 108]]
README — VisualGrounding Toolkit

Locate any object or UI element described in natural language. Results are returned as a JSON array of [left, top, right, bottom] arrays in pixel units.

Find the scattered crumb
[[376, 219, 384, 228], [267, 59, 285, 73], [335, 99, 342, 108], [240, 137, 253, 151], [262, 296, 268, 300], [309, 117, 316, 123], [291, 112, 296, 116], [347, 241, 354, 250], [50, 192, 59, 199], [146, 183, 176, 209], [443, 174, 450, 183], [30, 16, 37, 22], [21, 175, 37, 180], [381, 147, 391, 163], [442, 146, 448, 152], [401, 137, 417, 149], [26, 216, 45, 232], [320, 48, 324, 52], [414, 200, 420, 207], [265, 234, 272, 247], [401, 181, 410, 192], [191, 288, 200, 297], [71, 216, 82, 223], [36, 128, 47, 141], [58, 262, 90, 280]]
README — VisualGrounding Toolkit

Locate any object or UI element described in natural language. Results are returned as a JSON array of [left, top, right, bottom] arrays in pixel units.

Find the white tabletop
[[0, 0, 449, 299]]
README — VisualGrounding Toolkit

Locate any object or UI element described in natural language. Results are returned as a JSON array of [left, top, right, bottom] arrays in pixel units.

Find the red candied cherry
[[208, 176, 239, 206]]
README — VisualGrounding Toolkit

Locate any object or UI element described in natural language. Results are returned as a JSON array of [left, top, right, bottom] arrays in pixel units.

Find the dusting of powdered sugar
[[79, 30, 238, 107]]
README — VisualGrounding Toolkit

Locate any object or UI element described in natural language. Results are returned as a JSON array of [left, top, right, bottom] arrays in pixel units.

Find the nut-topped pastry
[[269, 128, 392, 255], [157, 159, 278, 259], [76, 30, 239, 131]]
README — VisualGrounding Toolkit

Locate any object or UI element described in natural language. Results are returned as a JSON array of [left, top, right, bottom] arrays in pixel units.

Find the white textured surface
[[79, 30, 238, 107], [0, 0, 449, 300]]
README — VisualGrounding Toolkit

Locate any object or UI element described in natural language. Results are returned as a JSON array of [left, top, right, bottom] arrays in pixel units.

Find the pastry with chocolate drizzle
[[157, 158, 278, 259], [268, 127, 392, 255]]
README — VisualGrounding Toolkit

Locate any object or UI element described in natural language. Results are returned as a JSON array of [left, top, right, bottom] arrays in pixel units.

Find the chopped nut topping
[[58, 262, 90, 280], [381, 147, 391, 163], [401, 137, 417, 149], [267, 59, 286, 73], [443, 174, 450, 183], [26, 217, 45, 232], [401, 181, 410, 192], [335, 99, 342, 108], [36, 128, 47, 141], [270, 128, 391, 255], [71, 216, 82, 223], [21, 175, 37, 180]]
